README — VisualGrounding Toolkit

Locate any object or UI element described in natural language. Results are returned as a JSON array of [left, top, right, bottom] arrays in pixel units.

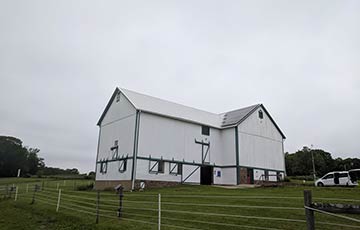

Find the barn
[[95, 88, 286, 190]]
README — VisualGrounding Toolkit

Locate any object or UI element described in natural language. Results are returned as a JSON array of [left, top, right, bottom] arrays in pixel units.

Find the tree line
[[285, 146, 360, 177], [0, 136, 81, 177]]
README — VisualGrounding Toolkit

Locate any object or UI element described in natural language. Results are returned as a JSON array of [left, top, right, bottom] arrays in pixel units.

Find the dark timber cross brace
[[195, 139, 210, 164]]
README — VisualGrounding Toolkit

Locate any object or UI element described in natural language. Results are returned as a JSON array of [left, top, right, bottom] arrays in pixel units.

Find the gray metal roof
[[221, 104, 261, 127], [97, 88, 285, 138]]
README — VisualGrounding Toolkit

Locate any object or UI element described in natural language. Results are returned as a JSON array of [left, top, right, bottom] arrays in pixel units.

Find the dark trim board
[[235, 127, 240, 185], [94, 127, 102, 175], [96, 156, 133, 163], [96, 156, 285, 175], [131, 110, 141, 190]]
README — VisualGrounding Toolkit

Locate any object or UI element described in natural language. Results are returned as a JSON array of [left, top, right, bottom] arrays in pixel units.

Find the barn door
[[247, 168, 254, 184], [200, 166, 213, 185]]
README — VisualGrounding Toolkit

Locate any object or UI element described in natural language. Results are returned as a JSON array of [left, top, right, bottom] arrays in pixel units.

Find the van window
[[339, 173, 348, 178], [323, 174, 334, 179]]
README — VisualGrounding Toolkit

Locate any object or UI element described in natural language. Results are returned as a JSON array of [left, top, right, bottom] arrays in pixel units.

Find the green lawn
[[0, 178, 359, 230]]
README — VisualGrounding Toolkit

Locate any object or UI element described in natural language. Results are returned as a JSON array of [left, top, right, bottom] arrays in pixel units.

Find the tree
[[285, 146, 360, 177], [0, 136, 44, 177]]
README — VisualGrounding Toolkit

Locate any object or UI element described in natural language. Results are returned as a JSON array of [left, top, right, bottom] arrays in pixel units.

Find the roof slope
[[97, 87, 285, 138], [121, 88, 221, 127], [221, 104, 261, 127]]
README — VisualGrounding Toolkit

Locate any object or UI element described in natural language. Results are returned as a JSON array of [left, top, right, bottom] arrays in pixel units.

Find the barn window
[[264, 170, 269, 181], [116, 92, 120, 102], [100, 161, 108, 174], [201, 125, 210, 136], [169, 162, 182, 175], [149, 160, 165, 174], [258, 110, 263, 119], [118, 159, 127, 173]]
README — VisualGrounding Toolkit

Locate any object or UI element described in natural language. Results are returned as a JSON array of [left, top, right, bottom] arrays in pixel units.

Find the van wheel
[[317, 182, 324, 187]]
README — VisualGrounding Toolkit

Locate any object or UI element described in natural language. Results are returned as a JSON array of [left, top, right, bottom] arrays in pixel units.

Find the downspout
[[235, 126, 240, 185], [131, 111, 140, 190]]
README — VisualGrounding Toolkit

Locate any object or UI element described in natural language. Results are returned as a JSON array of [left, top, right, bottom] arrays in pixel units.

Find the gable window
[[149, 160, 165, 174], [169, 162, 182, 175], [118, 159, 127, 173], [258, 110, 263, 119], [100, 161, 108, 174], [116, 92, 120, 102], [201, 125, 210, 136]]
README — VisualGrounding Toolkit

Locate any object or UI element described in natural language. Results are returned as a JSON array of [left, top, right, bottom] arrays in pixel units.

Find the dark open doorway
[[247, 168, 254, 184], [200, 166, 213, 185]]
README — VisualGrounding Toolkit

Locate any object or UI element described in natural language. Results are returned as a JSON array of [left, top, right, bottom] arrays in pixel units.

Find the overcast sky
[[1, 0, 359, 173]]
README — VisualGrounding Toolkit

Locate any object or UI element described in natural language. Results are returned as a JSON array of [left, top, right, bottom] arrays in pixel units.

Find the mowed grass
[[0, 178, 360, 230]]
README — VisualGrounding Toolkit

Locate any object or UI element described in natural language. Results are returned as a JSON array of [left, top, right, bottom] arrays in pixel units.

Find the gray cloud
[[1, 0, 359, 172]]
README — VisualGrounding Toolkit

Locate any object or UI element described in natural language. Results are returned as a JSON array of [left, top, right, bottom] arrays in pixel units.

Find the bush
[[76, 183, 94, 191], [283, 176, 291, 182], [288, 175, 314, 181]]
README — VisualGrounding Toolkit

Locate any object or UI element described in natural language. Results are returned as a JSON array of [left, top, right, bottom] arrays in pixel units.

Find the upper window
[[258, 110, 264, 119], [116, 92, 120, 102], [201, 125, 210, 136], [149, 160, 165, 174], [169, 162, 182, 175]]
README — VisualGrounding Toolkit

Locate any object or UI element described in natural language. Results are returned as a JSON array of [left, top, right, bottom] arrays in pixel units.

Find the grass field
[[0, 178, 359, 230]]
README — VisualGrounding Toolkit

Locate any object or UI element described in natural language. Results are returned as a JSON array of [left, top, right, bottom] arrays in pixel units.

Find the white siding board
[[137, 113, 223, 166], [220, 128, 236, 165], [101, 92, 136, 126], [238, 107, 285, 171], [96, 92, 136, 181]]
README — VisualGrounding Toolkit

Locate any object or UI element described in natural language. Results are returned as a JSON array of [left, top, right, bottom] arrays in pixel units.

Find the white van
[[315, 169, 359, 187]]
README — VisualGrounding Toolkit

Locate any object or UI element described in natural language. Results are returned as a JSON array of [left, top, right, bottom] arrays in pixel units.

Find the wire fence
[[1, 182, 360, 230]]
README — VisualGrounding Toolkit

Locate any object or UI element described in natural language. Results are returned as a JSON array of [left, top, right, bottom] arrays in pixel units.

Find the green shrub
[[76, 183, 94, 191]]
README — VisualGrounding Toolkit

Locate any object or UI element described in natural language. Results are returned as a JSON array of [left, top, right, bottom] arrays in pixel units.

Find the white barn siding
[[96, 92, 136, 181], [238, 107, 285, 171], [136, 112, 223, 184], [216, 128, 237, 185]]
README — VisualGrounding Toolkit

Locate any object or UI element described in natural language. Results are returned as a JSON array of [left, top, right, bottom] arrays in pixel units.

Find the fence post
[[117, 186, 124, 218], [26, 184, 29, 193], [63, 180, 66, 186], [56, 189, 62, 212], [96, 191, 100, 224], [14, 186, 19, 201], [304, 190, 315, 230], [5, 184, 9, 198], [31, 184, 39, 204], [8, 185, 13, 199], [158, 193, 161, 230]]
